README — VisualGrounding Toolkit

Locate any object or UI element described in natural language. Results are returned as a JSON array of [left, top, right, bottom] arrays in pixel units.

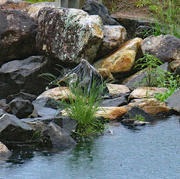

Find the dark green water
[[0, 115, 180, 179]]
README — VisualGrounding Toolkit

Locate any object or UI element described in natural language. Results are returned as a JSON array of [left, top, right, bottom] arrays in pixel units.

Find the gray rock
[[97, 25, 127, 59], [141, 34, 180, 63], [0, 9, 37, 65], [166, 88, 180, 113], [0, 113, 34, 142], [0, 56, 53, 98], [6, 92, 37, 103], [0, 99, 11, 113], [100, 95, 128, 107], [112, 15, 153, 39], [123, 106, 154, 122], [82, 0, 119, 25], [0, 141, 12, 160], [44, 122, 76, 149], [36, 7, 103, 65], [9, 98, 34, 119]]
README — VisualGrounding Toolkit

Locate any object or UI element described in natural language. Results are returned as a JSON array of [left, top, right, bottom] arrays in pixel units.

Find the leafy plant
[[62, 77, 108, 136], [135, 54, 163, 87], [132, 114, 145, 121]]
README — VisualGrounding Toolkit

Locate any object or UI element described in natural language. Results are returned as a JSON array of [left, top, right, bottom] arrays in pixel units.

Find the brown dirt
[[104, 0, 154, 20]]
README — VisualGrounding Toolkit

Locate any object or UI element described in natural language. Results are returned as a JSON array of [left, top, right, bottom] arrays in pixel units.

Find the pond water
[[0, 115, 180, 179]]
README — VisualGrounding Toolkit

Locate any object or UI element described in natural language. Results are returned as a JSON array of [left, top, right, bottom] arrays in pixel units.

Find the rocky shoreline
[[0, 0, 179, 159]]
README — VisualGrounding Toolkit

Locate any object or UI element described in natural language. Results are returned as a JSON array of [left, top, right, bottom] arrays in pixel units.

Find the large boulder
[[0, 0, 31, 10], [141, 34, 180, 63], [82, 0, 119, 25], [0, 142, 12, 160], [0, 114, 34, 142], [93, 38, 143, 80], [43, 122, 76, 149], [0, 9, 37, 65], [36, 7, 104, 65], [0, 56, 54, 99]]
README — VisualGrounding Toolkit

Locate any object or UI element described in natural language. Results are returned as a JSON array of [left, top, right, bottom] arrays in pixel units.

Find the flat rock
[[107, 83, 130, 95], [128, 98, 170, 115], [129, 87, 168, 100]]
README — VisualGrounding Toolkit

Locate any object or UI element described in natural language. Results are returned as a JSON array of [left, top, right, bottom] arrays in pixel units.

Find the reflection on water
[[0, 115, 180, 179]]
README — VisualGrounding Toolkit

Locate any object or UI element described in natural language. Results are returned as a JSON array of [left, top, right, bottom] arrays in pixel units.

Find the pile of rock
[[0, 0, 179, 159]]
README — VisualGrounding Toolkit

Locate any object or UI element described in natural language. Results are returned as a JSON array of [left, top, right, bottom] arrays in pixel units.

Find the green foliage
[[62, 78, 108, 136], [135, 53, 180, 101], [132, 114, 145, 122], [154, 72, 179, 102], [136, 0, 180, 38], [135, 54, 163, 87]]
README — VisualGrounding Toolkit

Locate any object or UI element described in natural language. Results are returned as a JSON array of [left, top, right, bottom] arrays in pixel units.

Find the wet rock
[[141, 34, 180, 63], [97, 25, 127, 59], [166, 88, 180, 113], [22, 2, 55, 19], [0, 9, 37, 65], [36, 7, 103, 65], [82, 0, 119, 25], [0, 114, 34, 142], [0, 56, 53, 99], [0, 142, 12, 159], [43, 122, 76, 149], [0, 0, 31, 10], [93, 38, 143, 80], [129, 87, 168, 100], [122, 106, 154, 122], [9, 98, 34, 119]]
